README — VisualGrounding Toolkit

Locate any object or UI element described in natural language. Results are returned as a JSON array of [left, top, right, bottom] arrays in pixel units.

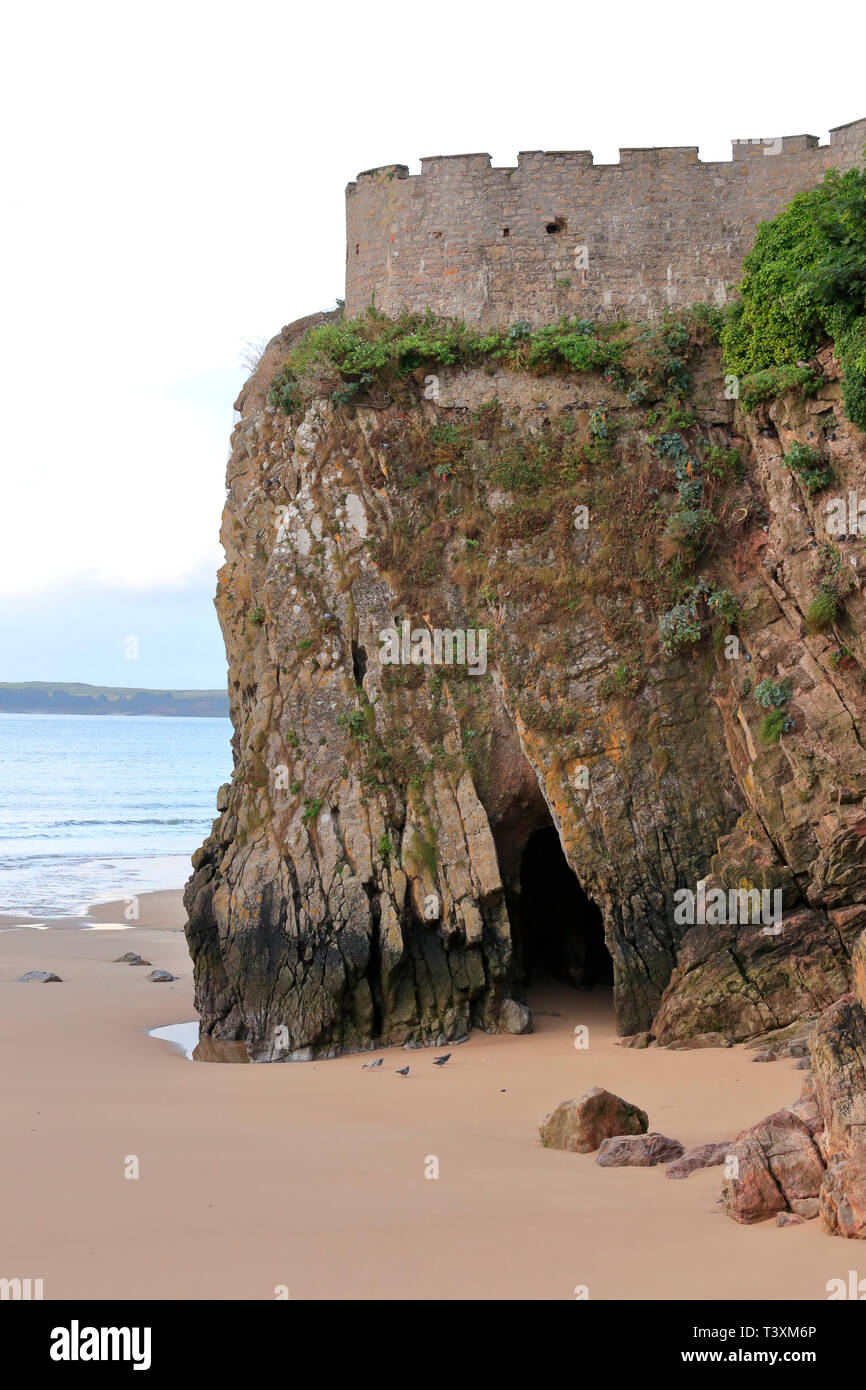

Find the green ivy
[[722, 157, 866, 428], [782, 441, 833, 494], [302, 798, 323, 825]]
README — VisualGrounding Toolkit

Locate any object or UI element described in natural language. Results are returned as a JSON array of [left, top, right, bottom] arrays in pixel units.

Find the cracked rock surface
[[185, 322, 866, 1062]]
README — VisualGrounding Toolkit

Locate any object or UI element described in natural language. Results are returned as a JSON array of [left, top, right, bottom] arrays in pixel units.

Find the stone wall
[[345, 118, 866, 326]]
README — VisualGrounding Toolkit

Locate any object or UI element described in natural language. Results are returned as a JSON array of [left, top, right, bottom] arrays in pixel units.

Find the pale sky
[[1, 0, 863, 685]]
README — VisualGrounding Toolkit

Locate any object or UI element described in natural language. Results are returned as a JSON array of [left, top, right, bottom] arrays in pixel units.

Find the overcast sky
[[1, 0, 862, 687]]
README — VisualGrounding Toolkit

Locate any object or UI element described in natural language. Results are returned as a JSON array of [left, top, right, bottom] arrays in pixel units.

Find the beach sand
[[0, 889, 850, 1301]]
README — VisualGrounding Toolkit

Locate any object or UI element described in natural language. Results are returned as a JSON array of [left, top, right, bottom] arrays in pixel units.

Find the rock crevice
[[185, 322, 866, 1060]]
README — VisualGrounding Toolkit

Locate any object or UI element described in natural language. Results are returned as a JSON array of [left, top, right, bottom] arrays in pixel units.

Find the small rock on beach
[[595, 1133, 685, 1168], [666, 1141, 733, 1179]]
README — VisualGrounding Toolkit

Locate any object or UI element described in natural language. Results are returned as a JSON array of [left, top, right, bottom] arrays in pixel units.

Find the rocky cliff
[[184, 309, 866, 1068]]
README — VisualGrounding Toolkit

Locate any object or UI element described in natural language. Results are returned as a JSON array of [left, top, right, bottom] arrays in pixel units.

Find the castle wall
[[345, 119, 866, 325]]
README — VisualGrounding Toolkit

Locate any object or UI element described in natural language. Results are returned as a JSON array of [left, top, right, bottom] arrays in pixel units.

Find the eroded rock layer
[[185, 321, 866, 1060]]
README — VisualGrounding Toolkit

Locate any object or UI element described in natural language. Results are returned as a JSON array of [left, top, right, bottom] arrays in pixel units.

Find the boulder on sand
[[595, 1133, 684, 1167], [666, 1141, 732, 1179], [499, 998, 532, 1034], [147, 969, 177, 983], [722, 1108, 824, 1224], [666, 1032, 731, 1050], [540, 1086, 648, 1154], [16, 970, 62, 983]]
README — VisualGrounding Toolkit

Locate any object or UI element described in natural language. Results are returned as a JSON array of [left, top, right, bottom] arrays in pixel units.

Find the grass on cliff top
[[267, 303, 725, 414], [722, 154, 866, 429]]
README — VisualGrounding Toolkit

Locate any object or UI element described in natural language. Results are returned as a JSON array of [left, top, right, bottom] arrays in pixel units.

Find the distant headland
[[0, 682, 230, 717]]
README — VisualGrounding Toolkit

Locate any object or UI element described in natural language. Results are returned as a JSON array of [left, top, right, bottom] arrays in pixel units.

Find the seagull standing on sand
[[362, 1057, 384, 1070], [433, 1053, 451, 1067]]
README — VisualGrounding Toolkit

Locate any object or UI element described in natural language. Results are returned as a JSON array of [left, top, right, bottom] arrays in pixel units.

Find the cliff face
[[184, 318, 866, 1061]]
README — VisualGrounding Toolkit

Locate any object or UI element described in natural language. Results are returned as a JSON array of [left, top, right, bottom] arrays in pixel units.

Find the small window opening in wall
[[355, 244, 359, 255], [503, 227, 510, 236], [433, 230, 443, 239], [545, 217, 567, 234]]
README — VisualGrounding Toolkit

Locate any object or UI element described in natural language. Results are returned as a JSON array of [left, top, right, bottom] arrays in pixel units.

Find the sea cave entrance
[[508, 825, 613, 993]]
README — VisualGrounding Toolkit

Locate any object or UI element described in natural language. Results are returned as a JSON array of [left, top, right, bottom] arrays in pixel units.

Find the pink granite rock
[[539, 1087, 648, 1154], [595, 1133, 684, 1168], [722, 1108, 824, 1224], [666, 1141, 732, 1179]]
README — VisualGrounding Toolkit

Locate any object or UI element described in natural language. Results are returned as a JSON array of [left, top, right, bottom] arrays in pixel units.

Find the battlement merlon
[[344, 118, 866, 326], [347, 119, 866, 185]]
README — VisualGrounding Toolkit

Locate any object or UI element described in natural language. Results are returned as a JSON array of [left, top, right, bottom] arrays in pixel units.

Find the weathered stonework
[[346, 119, 866, 326]]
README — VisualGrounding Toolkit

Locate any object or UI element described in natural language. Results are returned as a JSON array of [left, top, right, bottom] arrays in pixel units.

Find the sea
[[0, 713, 233, 918]]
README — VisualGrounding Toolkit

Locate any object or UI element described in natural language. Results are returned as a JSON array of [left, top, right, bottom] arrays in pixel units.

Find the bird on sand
[[433, 1053, 451, 1066], [396, 1066, 410, 1076], [362, 1057, 383, 1070]]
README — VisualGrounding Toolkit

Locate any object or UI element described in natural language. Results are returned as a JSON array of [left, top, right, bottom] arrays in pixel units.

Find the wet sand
[[0, 889, 850, 1300]]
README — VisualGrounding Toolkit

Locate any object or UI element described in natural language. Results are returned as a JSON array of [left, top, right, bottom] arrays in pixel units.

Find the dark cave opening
[[352, 642, 368, 686], [511, 826, 613, 991]]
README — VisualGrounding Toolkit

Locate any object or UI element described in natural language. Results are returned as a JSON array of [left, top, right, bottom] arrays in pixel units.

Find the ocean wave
[[0, 850, 195, 917], [0, 818, 211, 840], [0, 713, 231, 915], [17, 817, 204, 827]]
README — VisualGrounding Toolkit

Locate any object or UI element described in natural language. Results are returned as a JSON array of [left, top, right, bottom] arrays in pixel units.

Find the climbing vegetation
[[268, 304, 724, 414], [722, 157, 866, 428]]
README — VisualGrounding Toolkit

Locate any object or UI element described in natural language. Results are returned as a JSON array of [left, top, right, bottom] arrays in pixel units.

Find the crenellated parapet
[[345, 118, 866, 325]]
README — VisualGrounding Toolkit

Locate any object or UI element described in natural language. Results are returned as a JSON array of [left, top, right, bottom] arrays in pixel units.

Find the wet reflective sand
[[148, 1019, 249, 1063]]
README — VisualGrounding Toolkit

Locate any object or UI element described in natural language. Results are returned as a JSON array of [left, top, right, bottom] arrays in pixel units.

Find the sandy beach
[[0, 889, 850, 1301]]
